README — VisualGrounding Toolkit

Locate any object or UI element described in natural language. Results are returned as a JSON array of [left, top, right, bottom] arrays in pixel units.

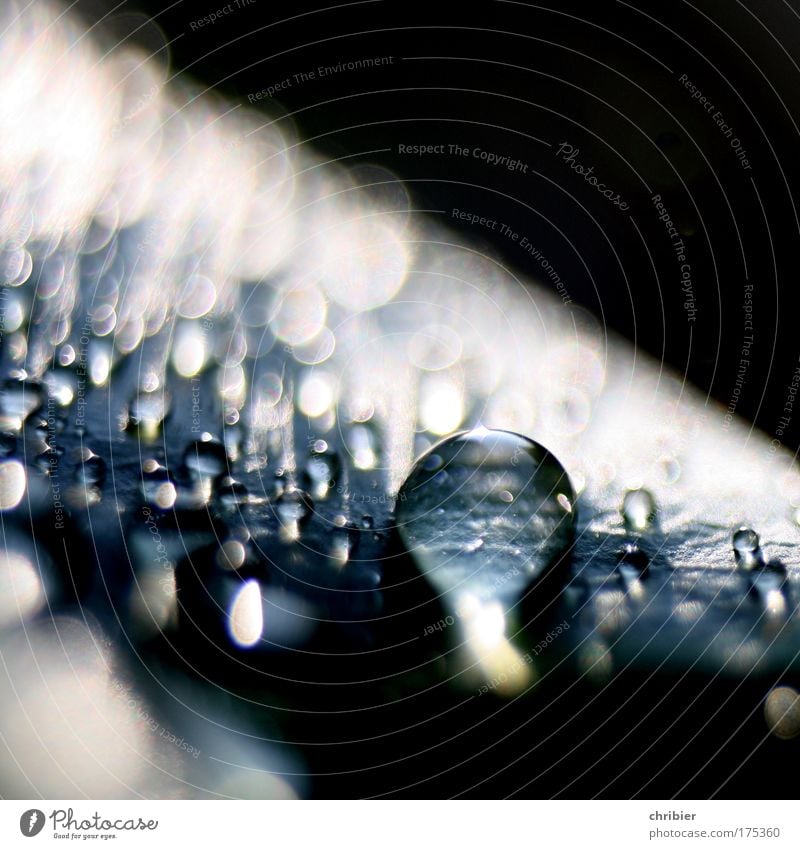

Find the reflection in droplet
[[418, 374, 464, 435], [229, 579, 263, 648], [269, 285, 327, 347], [764, 686, 800, 740]]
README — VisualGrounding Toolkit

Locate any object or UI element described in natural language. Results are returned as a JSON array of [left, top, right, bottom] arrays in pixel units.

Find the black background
[[77, 0, 800, 455]]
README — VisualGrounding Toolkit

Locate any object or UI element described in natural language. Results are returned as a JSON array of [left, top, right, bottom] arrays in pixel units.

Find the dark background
[[77, 0, 800, 454], [50, 0, 800, 799]]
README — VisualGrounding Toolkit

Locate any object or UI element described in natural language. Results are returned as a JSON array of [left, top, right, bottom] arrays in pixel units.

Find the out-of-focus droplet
[[732, 526, 765, 570], [0, 378, 43, 431], [622, 488, 656, 532], [127, 389, 169, 435], [347, 422, 379, 471], [184, 435, 227, 479], [764, 686, 800, 740], [75, 452, 106, 488], [0, 460, 26, 510], [229, 579, 263, 648], [141, 462, 178, 510], [275, 488, 313, 541], [178, 274, 217, 319], [301, 441, 340, 499], [0, 548, 45, 629]]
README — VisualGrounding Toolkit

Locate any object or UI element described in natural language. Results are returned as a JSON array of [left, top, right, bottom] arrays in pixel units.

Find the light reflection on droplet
[[298, 371, 335, 418], [419, 375, 464, 435], [229, 579, 263, 648], [269, 285, 327, 347], [172, 321, 207, 377]]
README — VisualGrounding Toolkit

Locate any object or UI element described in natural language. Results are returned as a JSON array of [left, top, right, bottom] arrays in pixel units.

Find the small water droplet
[[75, 453, 106, 488], [732, 526, 765, 570], [622, 488, 656, 532], [142, 463, 178, 510], [184, 436, 227, 479], [301, 441, 340, 499], [361, 515, 374, 530], [275, 488, 313, 540], [216, 476, 249, 509], [127, 389, 169, 434]]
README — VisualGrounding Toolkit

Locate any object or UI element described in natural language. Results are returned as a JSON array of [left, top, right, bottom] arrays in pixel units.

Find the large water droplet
[[397, 428, 575, 608]]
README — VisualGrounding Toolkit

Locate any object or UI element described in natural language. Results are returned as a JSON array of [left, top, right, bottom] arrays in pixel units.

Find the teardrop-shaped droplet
[[732, 526, 764, 570], [397, 428, 575, 608], [622, 488, 656, 532]]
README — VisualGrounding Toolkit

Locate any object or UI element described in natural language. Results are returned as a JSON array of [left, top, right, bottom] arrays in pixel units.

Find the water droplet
[[0, 378, 43, 431], [184, 435, 227, 479], [617, 542, 649, 597], [622, 488, 656, 532], [215, 476, 249, 509], [397, 428, 575, 608], [347, 422, 379, 470], [764, 686, 800, 740], [75, 453, 106, 488], [141, 463, 178, 510], [360, 515, 374, 530], [127, 389, 169, 435], [275, 488, 313, 540], [732, 526, 765, 570], [301, 441, 340, 499], [0, 460, 27, 510]]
